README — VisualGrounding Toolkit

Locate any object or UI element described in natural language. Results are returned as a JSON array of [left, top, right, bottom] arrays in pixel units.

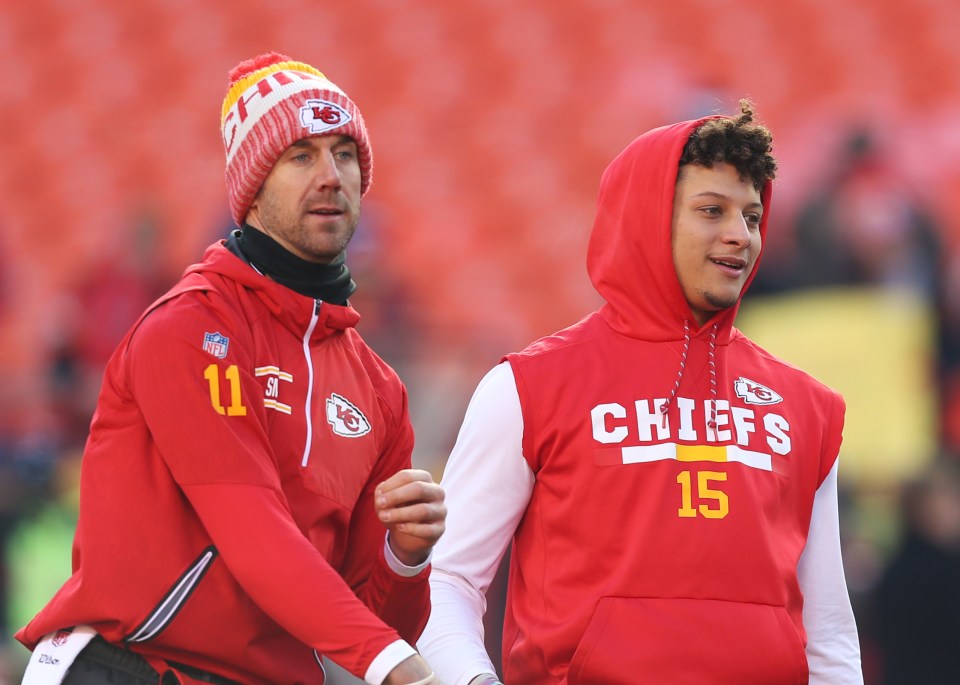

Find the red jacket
[[17, 242, 429, 684], [501, 119, 845, 683]]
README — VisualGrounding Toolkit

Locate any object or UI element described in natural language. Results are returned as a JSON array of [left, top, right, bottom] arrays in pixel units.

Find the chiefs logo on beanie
[[220, 52, 373, 227]]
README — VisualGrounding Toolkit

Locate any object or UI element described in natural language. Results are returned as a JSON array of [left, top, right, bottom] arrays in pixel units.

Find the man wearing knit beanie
[[16, 53, 443, 685]]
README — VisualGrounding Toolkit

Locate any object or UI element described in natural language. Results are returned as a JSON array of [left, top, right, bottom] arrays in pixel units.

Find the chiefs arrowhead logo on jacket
[[326, 393, 371, 437]]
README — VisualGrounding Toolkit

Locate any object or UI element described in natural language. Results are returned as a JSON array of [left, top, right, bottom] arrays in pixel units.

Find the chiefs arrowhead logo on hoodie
[[325, 393, 371, 437], [734, 377, 783, 405]]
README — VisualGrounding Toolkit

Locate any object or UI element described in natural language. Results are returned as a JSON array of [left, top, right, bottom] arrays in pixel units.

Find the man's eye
[[335, 150, 355, 160], [745, 213, 762, 225]]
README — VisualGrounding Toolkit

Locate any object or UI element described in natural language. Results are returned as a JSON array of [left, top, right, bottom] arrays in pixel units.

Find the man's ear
[[249, 187, 262, 211], [245, 190, 263, 227]]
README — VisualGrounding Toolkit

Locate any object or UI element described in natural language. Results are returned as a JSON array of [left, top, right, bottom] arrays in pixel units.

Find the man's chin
[[704, 295, 740, 313]]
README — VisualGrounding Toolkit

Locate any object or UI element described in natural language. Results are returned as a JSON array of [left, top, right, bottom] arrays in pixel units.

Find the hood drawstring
[[659, 321, 720, 433], [707, 323, 719, 432], [660, 320, 691, 429]]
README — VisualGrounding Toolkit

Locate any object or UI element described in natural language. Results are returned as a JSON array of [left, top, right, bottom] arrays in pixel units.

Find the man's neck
[[231, 226, 356, 304]]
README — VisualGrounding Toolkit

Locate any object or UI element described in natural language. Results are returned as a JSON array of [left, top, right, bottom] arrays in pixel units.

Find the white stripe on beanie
[[222, 70, 346, 164]]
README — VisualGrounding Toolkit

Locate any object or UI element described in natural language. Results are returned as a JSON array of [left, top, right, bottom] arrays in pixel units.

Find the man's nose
[[314, 151, 342, 189], [723, 217, 753, 245]]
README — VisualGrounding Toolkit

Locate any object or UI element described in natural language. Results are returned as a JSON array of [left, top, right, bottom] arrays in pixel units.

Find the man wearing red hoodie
[[17, 53, 444, 685], [417, 102, 862, 684]]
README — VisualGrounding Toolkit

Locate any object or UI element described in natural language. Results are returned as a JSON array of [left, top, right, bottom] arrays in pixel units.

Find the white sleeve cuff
[[364, 639, 418, 685], [384, 533, 432, 577]]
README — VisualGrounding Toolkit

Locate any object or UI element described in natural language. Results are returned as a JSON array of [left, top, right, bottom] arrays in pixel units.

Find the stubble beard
[[259, 197, 359, 264], [702, 288, 739, 312], [299, 216, 358, 262]]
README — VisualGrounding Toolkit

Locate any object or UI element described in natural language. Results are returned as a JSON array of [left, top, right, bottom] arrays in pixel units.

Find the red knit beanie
[[220, 52, 373, 227]]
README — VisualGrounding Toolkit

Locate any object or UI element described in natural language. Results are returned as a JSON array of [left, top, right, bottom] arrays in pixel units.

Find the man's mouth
[[710, 256, 746, 270], [308, 207, 344, 216]]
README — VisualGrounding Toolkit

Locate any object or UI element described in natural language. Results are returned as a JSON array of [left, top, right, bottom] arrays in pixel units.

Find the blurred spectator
[[45, 209, 169, 446], [871, 457, 960, 684], [757, 128, 943, 295], [342, 201, 419, 373], [753, 128, 957, 450]]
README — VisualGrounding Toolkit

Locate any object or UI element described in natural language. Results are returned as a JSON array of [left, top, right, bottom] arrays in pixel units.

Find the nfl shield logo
[[203, 332, 229, 359]]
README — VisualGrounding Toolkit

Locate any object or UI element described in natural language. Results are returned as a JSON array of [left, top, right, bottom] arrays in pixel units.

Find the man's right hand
[[382, 654, 435, 685]]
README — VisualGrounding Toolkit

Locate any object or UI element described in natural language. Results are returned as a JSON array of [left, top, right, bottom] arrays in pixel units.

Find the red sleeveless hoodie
[[502, 119, 844, 684]]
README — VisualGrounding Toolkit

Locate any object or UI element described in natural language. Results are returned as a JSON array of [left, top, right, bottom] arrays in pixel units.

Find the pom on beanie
[[220, 52, 372, 226]]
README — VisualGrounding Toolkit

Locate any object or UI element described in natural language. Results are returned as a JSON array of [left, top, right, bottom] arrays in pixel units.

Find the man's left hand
[[376, 469, 446, 567]]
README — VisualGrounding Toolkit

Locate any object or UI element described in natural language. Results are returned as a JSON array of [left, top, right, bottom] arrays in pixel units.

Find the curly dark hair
[[679, 99, 777, 191]]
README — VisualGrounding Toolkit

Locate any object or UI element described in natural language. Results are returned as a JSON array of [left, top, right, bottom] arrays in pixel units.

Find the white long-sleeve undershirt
[[417, 362, 862, 685]]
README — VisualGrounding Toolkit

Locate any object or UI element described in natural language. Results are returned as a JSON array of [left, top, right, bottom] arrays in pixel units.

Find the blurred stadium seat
[[1, 0, 958, 392]]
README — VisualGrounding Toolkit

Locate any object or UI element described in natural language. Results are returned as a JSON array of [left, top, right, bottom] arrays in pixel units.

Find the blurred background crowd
[[2, 0, 959, 683]]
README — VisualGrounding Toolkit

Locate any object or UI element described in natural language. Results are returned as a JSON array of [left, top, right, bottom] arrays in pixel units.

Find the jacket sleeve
[[338, 375, 433, 645], [417, 363, 534, 685], [125, 295, 411, 681]]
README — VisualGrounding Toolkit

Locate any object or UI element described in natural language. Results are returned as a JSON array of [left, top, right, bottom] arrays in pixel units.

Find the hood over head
[[586, 117, 773, 343]]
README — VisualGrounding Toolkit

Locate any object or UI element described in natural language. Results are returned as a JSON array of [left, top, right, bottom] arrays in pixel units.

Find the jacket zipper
[[300, 300, 321, 467], [124, 547, 217, 643]]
